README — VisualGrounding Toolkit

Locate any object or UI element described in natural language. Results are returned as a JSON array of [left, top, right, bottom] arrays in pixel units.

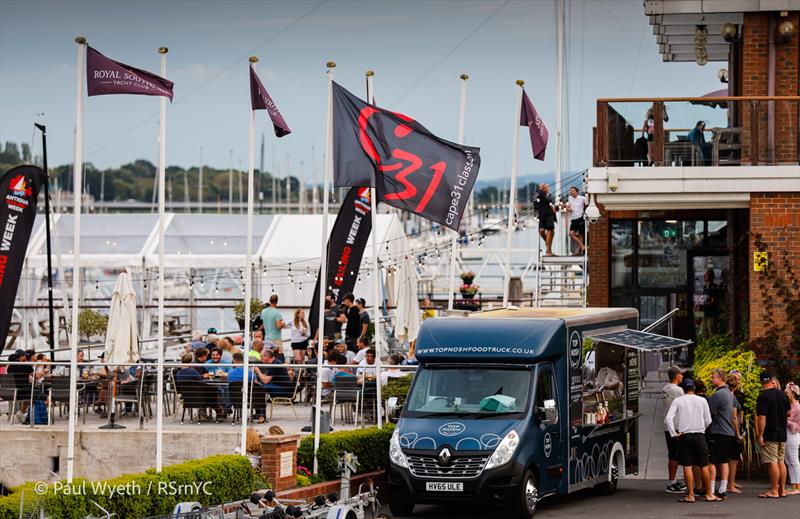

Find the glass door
[[690, 254, 730, 341]]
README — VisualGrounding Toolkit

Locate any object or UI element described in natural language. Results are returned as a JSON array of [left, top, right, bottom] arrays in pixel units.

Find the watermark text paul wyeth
[[34, 480, 213, 497]]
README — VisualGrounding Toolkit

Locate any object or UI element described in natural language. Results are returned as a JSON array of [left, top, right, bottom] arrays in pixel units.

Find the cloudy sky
[[0, 0, 722, 183]]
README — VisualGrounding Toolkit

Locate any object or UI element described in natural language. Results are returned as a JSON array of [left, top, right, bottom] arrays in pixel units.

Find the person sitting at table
[[205, 332, 220, 350], [218, 337, 237, 363], [205, 348, 231, 377], [335, 339, 356, 364], [356, 348, 377, 384], [226, 352, 251, 383], [688, 120, 712, 165], [319, 352, 347, 401], [190, 329, 206, 350], [353, 336, 371, 364], [381, 353, 410, 386], [176, 353, 203, 383], [248, 349, 292, 423], [193, 347, 210, 376], [249, 338, 265, 362]]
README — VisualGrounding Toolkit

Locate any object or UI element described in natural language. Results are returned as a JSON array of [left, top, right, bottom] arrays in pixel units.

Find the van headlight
[[389, 428, 408, 468], [484, 430, 519, 470]]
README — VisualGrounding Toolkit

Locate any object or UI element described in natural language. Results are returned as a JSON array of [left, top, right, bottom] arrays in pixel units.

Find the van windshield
[[404, 367, 532, 418]]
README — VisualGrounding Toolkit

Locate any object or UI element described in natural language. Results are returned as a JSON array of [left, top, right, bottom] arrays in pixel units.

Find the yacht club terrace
[[589, 96, 800, 210]]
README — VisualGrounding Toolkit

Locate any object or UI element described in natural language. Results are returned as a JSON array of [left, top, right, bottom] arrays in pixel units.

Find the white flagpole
[[313, 61, 335, 475], [555, 0, 565, 254], [155, 46, 168, 473], [198, 146, 204, 214], [447, 74, 468, 312], [286, 155, 291, 212], [503, 80, 524, 307], [241, 56, 258, 454], [366, 70, 383, 428], [66, 35, 86, 484]]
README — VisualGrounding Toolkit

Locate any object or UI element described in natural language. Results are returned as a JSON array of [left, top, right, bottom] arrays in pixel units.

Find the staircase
[[534, 253, 588, 308]]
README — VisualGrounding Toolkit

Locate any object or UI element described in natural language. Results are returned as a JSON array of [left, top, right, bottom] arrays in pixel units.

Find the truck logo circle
[[439, 422, 465, 436], [569, 330, 582, 369], [544, 433, 552, 458]]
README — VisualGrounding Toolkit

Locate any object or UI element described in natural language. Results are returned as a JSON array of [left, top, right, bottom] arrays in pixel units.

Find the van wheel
[[596, 452, 620, 495], [389, 495, 415, 517], [514, 470, 538, 518]]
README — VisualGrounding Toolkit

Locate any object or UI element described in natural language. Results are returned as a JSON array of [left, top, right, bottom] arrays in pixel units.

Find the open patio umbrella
[[102, 270, 139, 429], [393, 257, 421, 345], [691, 88, 729, 109]]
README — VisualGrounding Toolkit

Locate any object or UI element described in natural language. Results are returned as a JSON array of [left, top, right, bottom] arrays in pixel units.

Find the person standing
[[755, 372, 791, 498], [343, 293, 361, 353], [289, 309, 310, 364], [355, 297, 371, 340], [783, 381, 800, 495], [726, 372, 745, 493], [642, 103, 669, 165], [662, 366, 686, 494], [260, 294, 285, 351], [533, 183, 557, 256], [564, 186, 587, 256], [665, 379, 720, 502], [706, 368, 738, 498]]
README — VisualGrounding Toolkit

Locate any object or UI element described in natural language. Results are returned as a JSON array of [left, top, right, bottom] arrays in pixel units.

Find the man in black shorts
[[533, 183, 556, 256], [665, 379, 721, 502], [707, 368, 738, 497]]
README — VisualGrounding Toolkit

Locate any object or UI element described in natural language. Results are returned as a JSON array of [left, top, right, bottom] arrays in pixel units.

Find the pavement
[[392, 479, 800, 518]]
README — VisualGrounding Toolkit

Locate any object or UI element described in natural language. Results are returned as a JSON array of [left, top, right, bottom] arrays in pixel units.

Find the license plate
[[425, 482, 463, 492]]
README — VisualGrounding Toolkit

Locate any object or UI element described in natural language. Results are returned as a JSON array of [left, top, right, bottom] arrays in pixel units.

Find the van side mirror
[[537, 399, 558, 425]]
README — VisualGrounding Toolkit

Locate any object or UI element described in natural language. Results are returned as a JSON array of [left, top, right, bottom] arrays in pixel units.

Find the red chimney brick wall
[[587, 202, 610, 307]]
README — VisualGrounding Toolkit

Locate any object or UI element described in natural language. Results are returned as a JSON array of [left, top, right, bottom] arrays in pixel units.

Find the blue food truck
[[387, 307, 689, 517]]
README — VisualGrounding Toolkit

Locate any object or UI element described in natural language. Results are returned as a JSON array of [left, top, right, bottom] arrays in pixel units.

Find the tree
[[21, 142, 31, 163]]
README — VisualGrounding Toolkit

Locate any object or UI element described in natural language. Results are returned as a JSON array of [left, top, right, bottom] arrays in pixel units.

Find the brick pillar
[[587, 202, 609, 307], [749, 193, 800, 342], [260, 434, 301, 492]]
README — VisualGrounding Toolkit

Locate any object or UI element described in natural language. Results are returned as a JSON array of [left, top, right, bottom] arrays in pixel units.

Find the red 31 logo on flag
[[357, 107, 445, 213]]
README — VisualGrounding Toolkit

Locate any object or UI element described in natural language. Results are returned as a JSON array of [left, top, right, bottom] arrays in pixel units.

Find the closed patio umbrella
[[394, 257, 421, 344], [691, 88, 729, 109]]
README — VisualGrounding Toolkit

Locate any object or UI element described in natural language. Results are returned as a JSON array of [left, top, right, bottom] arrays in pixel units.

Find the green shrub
[[693, 335, 763, 412], [295, 474, 312, 487], [297, 425, 395, 481], [383, 376, 413, 402], [0, 455, 264, 519]]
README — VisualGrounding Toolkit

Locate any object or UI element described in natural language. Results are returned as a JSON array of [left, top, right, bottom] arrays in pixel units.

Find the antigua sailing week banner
[[86, 46, 174, 100], [308, 186, 373, 339], [0, 165, 46, 355], [332, 82, 480, 231]]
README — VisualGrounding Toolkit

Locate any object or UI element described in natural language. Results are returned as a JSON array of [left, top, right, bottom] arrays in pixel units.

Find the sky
[[0, 0, 723, 185]]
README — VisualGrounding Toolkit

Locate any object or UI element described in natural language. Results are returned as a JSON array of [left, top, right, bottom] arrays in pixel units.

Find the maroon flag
[[86, 46, 174, 101], [521, 90, 548, 160], [332, 82, 480, 231], [249, 67, 291, 137]]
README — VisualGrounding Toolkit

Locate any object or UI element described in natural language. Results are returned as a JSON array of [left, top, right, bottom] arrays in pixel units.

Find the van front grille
[[406, 454, 489, 479]]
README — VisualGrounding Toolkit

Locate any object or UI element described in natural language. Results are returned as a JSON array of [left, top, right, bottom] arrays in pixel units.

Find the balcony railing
[[594, 97, 800, 167]]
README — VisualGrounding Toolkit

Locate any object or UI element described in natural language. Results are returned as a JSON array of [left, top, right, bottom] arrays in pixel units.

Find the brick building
[[587, 1, 799, 369]]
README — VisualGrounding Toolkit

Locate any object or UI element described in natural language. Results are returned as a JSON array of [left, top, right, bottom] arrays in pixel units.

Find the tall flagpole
[[198, 146, 204, 214], [555, 0, 565, 253], [155, 46, 168, 473], [66, 35, 86, 484], [503, 80, 524, 307], [447, 74, 468, 312], [241, 56, 258, 455], [366, 70, 383, 428], [313, 61, 335, 475]]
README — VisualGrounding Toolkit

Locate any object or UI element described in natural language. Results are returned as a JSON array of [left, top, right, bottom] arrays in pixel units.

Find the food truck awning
[[587, 329, 691, 351]]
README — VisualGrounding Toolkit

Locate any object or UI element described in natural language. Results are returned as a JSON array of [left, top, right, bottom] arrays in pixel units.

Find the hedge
[[0, 455, 265, 519], [297, 424, 395, 481], [692, 335, 763, 412]]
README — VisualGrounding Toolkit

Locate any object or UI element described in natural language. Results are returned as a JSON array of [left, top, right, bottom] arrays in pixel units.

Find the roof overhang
[[644, 0, 800, 63]]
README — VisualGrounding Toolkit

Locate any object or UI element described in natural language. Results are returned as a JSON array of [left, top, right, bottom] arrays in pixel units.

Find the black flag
[[1, 165, 46, 355], [332, 82, 480, 230], [309, 186, 373, 339]]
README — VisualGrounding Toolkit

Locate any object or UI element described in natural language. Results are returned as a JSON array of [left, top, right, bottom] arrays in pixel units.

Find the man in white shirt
[[564, 186, 587, 256], [320, 353, 345, 399], [356, 348, 376, 384], [353, 336, 370, 364], [381, 353, 410, 386], [665, 379, 721, 503], [662, 366, 686, 494]]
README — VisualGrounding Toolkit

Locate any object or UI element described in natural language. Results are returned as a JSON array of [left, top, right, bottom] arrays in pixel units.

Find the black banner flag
[[1, 165, 46, 355], [309, 186, 373, 339], [332, 82, 480, 231]]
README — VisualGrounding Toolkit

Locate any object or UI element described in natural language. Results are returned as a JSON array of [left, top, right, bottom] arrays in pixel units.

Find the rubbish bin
[[310, 405, 331, 434], [509, 277, 523, 303]]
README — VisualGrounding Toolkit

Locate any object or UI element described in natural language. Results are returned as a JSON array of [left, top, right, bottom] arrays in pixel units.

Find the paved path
[[393, 479, 800, 518]]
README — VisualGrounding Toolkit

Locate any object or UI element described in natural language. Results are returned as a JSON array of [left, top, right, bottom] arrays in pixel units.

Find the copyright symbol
[[34, 482, 48, 495]]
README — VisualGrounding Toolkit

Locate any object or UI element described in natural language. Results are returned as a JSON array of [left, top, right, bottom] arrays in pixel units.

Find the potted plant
[[460, 271, 475, 286], [234, 298, 265, 330], [459, 284, 479, 300]]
